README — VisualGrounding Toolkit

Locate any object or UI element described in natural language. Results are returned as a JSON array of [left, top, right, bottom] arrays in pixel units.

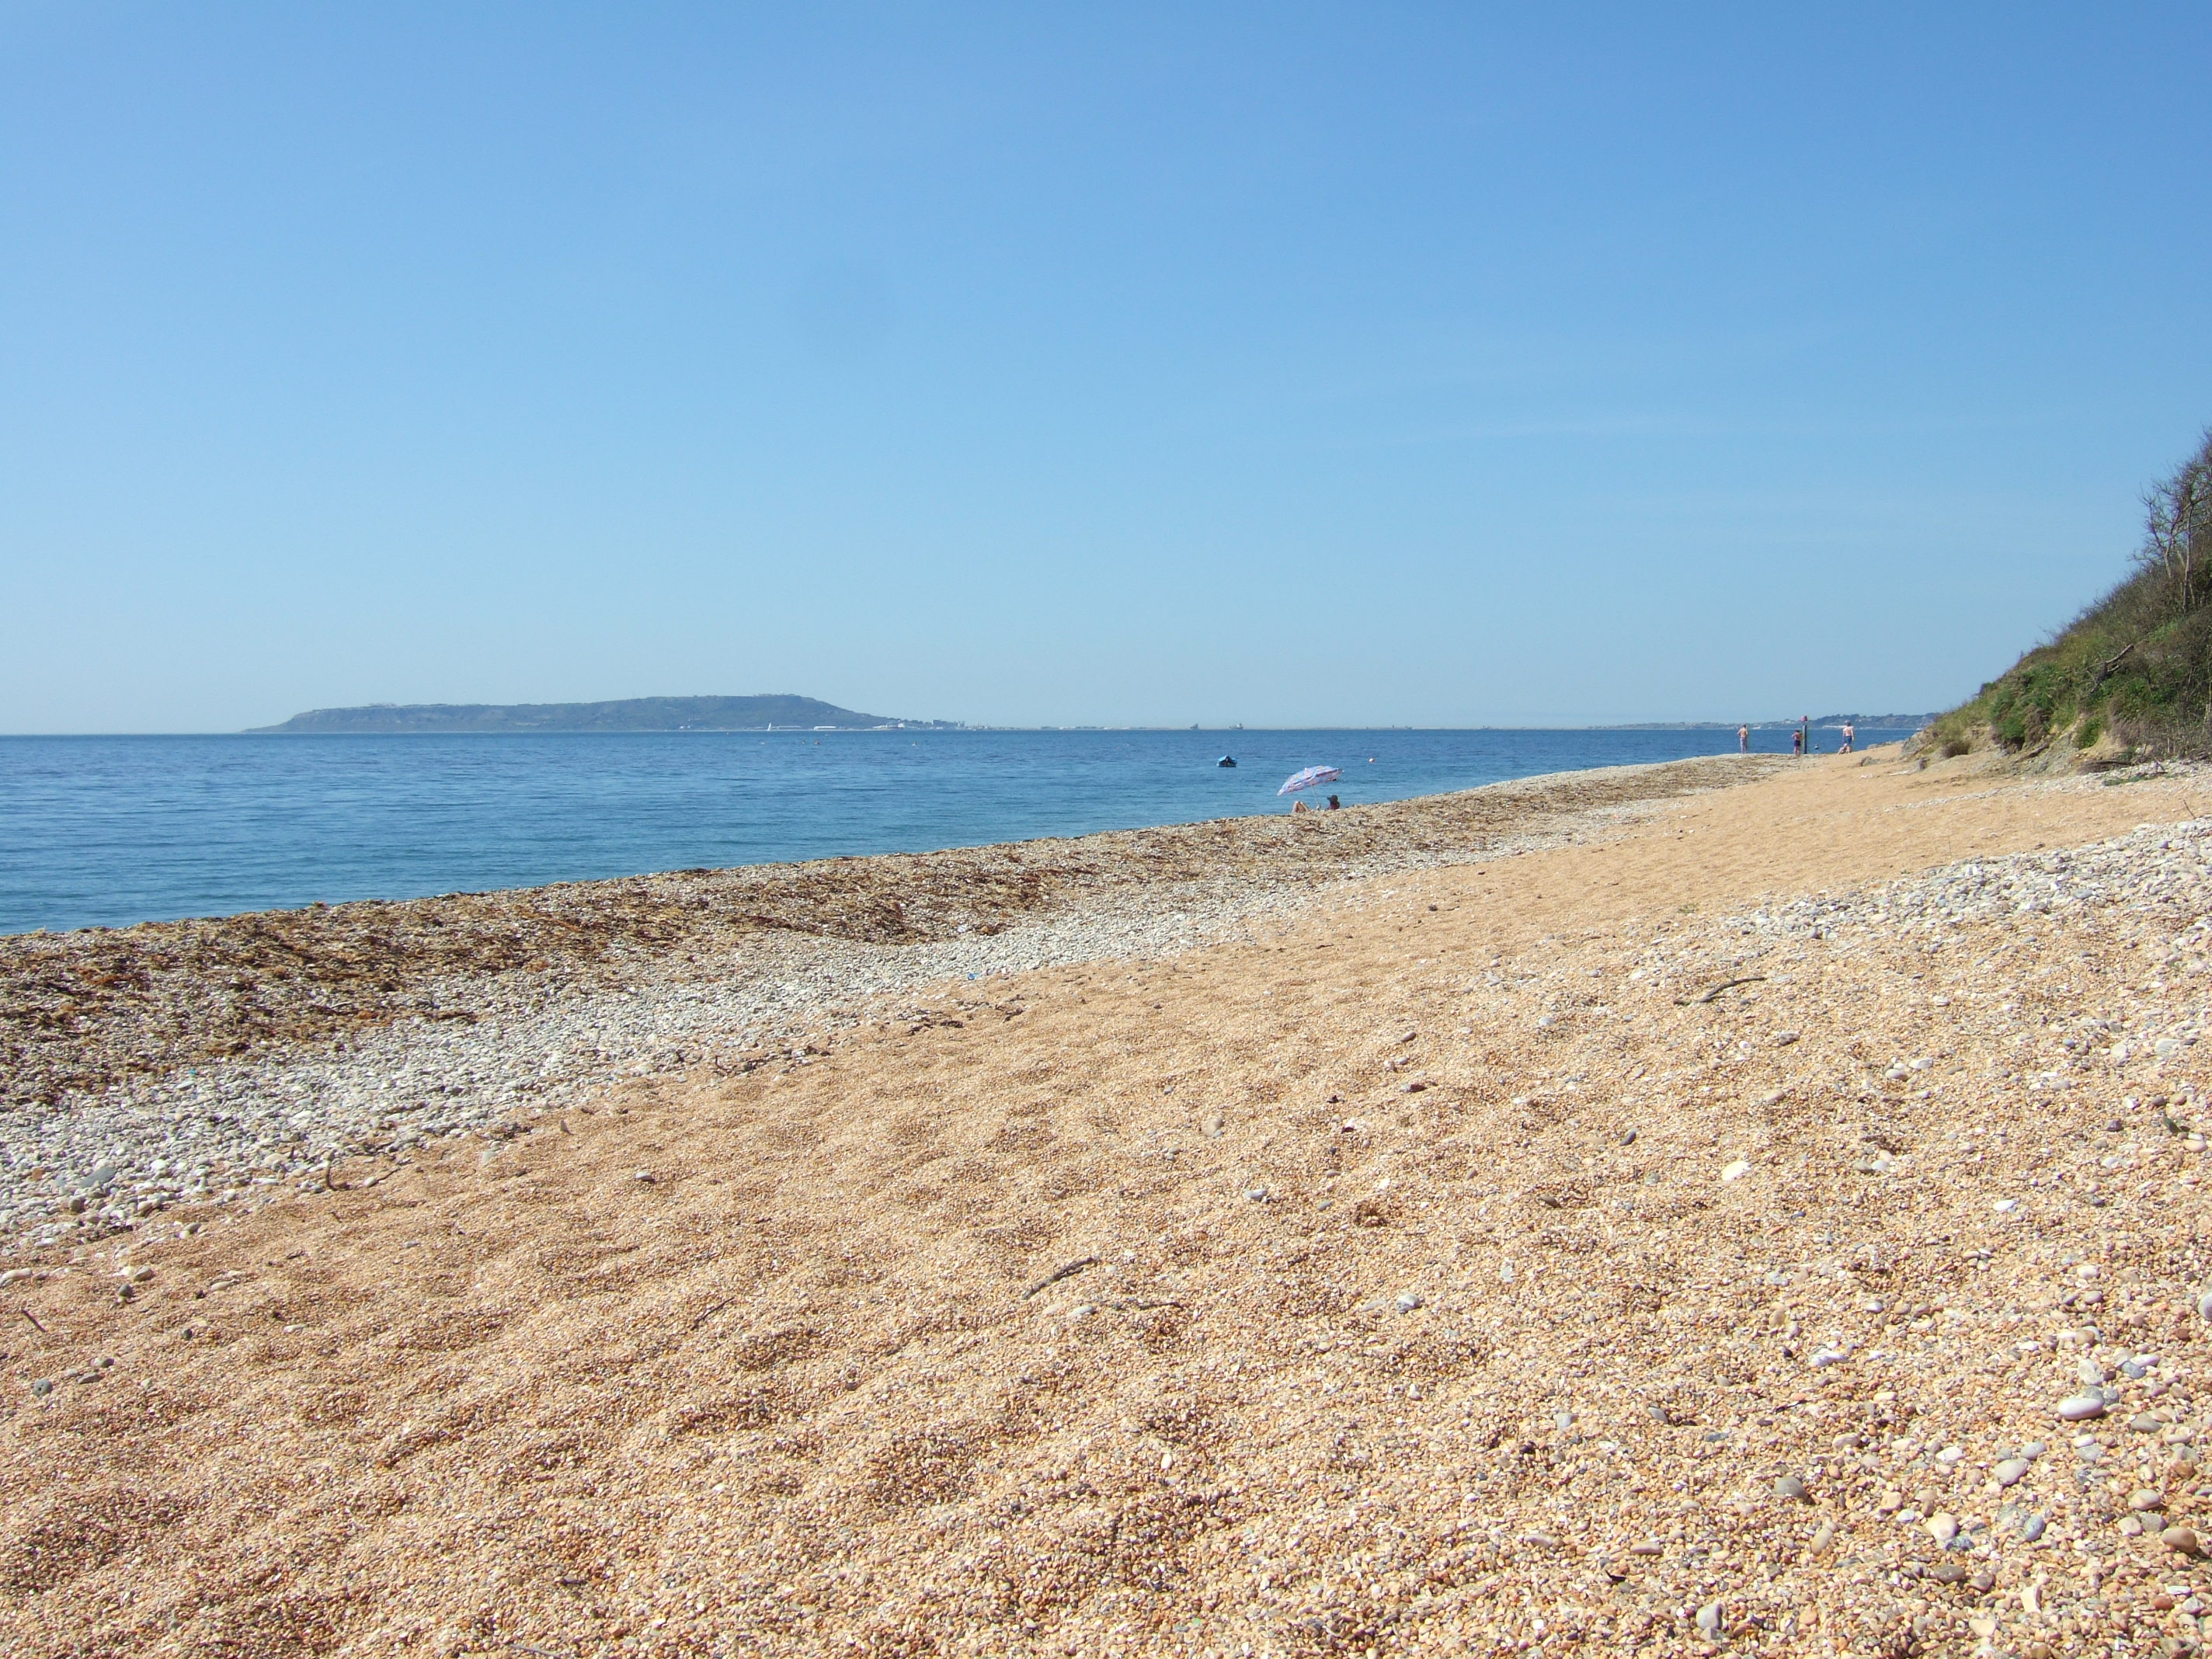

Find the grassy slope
[[1930, 429, 2212, 763]]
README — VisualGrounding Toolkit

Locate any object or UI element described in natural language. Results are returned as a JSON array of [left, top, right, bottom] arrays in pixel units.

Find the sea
[[0, 725, 1922, 937]]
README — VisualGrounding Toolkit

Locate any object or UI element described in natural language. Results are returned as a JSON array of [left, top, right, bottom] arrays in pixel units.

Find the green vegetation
[[1929, 428, 2212, 763]]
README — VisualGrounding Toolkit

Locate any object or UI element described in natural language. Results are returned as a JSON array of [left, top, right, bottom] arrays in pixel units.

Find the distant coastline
[[1602, 714, 1932, 731], [249, 694, 961, 734], [245, 699, 1932, 736]]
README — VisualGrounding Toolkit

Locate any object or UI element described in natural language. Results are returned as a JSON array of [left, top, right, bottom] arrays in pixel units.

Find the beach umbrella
[[1278, 764, 1342, 795]]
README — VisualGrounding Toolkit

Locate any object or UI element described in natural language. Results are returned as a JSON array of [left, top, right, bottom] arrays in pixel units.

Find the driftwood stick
[[1676, 976, 1766, 1007], [2088, 638, 2140, 696], [20, 1306, 48, 1334], [1023, 1256, 1100, 1300]]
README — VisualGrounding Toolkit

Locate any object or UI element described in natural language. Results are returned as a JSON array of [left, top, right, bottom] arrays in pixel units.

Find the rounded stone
[[1995, 1458, 2030, 1487], [2162, 1525, 2205, 1556], [2057, 1392, 2109, 1422], [1772, 1475, 1807, 1502]]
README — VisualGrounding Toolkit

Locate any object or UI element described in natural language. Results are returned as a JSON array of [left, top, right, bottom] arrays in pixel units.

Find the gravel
[[0, 757, 1766, 1247], [16, 753, 2212, 1659]]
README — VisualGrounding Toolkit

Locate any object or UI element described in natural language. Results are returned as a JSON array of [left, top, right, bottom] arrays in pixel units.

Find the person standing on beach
[[1841, 721, 1856, 754], [1792, 726, 1804, 757], [1737, 724, 1749, 753]]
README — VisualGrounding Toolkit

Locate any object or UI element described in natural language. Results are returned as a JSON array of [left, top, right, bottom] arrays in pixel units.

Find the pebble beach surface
[[0, 756, 1769, 1247], [12, 749, 2212, 1657]]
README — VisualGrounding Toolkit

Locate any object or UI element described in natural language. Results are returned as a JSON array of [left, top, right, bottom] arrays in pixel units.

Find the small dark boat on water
[[1216, 755, 1236, 767]]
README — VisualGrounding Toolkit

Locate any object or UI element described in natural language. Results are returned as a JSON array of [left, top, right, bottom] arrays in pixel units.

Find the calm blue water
[[0, 727, 1918, 936]]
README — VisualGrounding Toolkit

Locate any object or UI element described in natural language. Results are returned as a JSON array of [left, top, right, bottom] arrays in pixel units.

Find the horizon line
[[0, 717, 1936, 738]]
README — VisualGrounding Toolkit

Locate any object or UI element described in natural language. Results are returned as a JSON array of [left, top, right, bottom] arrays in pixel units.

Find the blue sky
[[3, 4, 2207, 731]]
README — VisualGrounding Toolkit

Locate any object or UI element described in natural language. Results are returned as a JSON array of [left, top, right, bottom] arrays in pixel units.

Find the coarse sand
[[0, 756, 1784, 1238], [8, 747, 2212, 1657]]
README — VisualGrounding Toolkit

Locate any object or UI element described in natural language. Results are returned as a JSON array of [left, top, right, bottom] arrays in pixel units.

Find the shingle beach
[[0, 756, 1771, 1245], [9, 746, 2212, 1657]]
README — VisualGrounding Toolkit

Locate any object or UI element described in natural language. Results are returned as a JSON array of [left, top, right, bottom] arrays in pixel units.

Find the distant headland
[[245, 701, 1934, 735], [248, 695, 962, 734], [1603, 713, 1933, 731]]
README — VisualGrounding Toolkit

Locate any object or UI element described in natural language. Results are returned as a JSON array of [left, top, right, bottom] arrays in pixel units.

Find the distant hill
[[249, 696, 958, 734]]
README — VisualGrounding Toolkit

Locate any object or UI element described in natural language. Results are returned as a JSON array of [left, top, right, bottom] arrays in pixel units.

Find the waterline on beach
[[0, 727, 1921, 934]]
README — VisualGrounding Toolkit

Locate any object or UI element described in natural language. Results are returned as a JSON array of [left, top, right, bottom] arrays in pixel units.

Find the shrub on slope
[[1931, 428, 2212, 761]]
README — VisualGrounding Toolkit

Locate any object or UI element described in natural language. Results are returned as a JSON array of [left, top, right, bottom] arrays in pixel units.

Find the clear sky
[[4, 4, 2207, 732]]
